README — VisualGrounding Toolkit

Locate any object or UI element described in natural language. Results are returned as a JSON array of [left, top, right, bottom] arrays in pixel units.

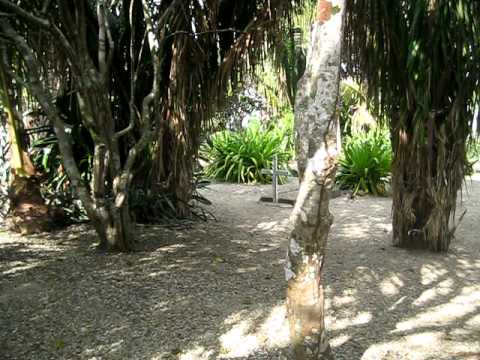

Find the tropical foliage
[[336, 130, 392, 196], [339, 79, 377, 136], [30, 133, 92, 222], [201, 120, 293, 184]]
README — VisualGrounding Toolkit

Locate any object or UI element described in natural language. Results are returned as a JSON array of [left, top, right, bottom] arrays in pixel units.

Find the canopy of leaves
[[344, 0, 480, 126]]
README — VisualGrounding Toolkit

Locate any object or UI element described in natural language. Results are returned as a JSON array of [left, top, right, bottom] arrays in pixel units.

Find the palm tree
[[344, 0, 480, 251]]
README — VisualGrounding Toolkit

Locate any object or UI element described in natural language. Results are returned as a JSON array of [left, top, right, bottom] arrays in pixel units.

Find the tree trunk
[[95, 203, 134, 252], [286, 1, 345, 359], [391, 115, 465, 252], [165, 43, 195, 218], [170, 134, 193, 218]]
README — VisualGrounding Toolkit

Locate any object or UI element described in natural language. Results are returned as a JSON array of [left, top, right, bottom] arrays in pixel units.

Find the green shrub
[[336, 130, 392, 196], [201, 121, 291, 183]]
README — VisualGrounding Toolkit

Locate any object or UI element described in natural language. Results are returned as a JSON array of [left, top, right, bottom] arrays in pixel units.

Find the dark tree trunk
[[391, 113, 466, 252], [96, 204, 134, 252]]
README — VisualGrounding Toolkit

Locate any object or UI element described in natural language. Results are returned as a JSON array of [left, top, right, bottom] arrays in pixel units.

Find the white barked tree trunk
[[286, 1, 345, 359]]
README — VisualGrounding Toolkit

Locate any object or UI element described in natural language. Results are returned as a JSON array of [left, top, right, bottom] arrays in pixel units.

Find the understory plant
[[202, 120, 292, 183], [30, 132, 92, 223], [336, 129, 392, 196]]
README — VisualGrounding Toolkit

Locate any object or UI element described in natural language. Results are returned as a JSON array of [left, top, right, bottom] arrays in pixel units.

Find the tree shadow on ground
[[0, 180, 479, 360]]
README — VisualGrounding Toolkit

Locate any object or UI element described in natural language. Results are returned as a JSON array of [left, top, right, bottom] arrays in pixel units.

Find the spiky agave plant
[[345, 0, 480, 251]]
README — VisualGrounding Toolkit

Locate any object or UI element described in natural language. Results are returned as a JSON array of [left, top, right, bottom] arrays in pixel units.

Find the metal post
[[273, 154, 278, 203]]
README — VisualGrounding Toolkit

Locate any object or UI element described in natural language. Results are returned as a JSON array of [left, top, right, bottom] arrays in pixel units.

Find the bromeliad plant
[[336, 130, 392, 196], [202, 121, 292, 183]]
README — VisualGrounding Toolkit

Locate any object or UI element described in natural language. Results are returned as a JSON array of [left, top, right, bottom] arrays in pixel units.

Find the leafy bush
[[201, 121, 292, 183], [30, 131, 92, 222], [336, 130, 392, 196]]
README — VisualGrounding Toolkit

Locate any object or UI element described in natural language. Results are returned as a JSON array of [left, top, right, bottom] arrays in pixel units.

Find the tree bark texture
[[391, 115, 466, 252], [286, 1, 345, 359]]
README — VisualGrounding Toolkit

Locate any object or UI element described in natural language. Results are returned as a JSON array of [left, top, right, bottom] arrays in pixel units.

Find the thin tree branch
[[0, 0, 49, 27]]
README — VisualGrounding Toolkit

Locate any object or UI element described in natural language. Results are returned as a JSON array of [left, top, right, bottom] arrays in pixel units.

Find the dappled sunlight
[[254, 221, 278, 232], [2, 260, 43, 275], [361, 331, 480, 360], [331, 294, 356, 306], [412, 278, 454, 306], [407, 331, 443, 347], [330, 311, 373, 332], [217, 304, 290, 357], [178, 346, 214, 360], [251, 218, 291, 235], [379, 274, 404, 297], [219, 320, 260, 357], [337, 223, 372, 240], [158, 243, 188, 253], [420, 263, 449, 285], [259, 304, 290, 348], [81, 339, 127, 359], [361, 339, 425, 360], [235, 266, 259, 274], [387, 296, 408, 311], [465, 313, 480, 329], [394, 287, 480, 332], [2, 179, 480, 359], [330, 334, 351, 348]]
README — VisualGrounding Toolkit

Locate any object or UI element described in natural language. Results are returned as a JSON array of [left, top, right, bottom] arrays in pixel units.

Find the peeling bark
[[286, 1, 345, 359]]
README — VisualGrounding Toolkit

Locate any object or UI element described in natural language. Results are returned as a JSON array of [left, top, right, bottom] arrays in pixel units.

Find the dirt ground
[[0, 177, 479, 360]]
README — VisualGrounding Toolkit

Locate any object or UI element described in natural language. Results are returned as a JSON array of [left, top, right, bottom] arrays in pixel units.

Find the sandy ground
[[0, 177, 479, 359]]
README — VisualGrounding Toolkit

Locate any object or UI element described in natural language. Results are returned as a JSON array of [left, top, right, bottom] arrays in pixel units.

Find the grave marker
[[260, 154, 295, 205]]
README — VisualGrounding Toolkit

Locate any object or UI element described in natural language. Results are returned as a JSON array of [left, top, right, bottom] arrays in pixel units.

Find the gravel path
[[0, 177, 479, 360]]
